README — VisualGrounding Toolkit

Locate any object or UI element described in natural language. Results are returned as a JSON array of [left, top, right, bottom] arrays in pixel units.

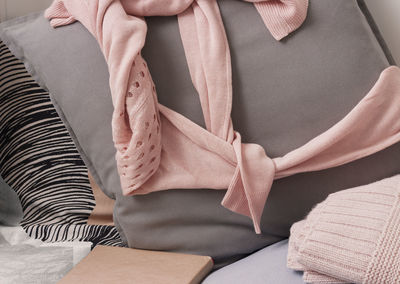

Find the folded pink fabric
[[45, 0, 400, 234], [287, 175, 400, 284]]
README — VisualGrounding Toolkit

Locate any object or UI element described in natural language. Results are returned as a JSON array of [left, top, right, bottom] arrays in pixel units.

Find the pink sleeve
[[45, 0, 162, 192]]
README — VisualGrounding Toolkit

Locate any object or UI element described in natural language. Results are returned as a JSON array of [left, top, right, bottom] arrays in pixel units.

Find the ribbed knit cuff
[[44, 0, 76, 28], [254, 0, 308, 40]]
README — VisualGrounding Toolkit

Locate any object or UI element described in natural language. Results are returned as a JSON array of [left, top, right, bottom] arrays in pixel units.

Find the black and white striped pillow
[[0, 41, 122, 247]]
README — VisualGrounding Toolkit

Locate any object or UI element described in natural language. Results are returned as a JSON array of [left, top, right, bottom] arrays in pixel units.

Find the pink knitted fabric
[[45, 0, 400, 234], [287, 175, 400, 284]]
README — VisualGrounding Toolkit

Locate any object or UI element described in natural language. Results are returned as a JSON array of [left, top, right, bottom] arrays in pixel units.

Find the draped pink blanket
[[45, 0, 400, 234]]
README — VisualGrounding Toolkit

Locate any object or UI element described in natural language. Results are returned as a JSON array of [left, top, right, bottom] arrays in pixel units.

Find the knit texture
[[287, 175, 400, 284], [254, 0, 309, 40], [45, 0, 400, 234]]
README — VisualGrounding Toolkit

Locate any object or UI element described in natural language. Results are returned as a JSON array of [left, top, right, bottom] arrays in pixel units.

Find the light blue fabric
[[202, 239, 304, 284]]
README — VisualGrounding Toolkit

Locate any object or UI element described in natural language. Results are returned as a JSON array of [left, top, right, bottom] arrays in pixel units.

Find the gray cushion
[[0, 176, 23, 226], [1, 0, 399, 270], [202, 239, 304, 284]]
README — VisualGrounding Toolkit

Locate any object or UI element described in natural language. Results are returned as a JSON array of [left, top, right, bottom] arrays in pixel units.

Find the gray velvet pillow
[[1, 0, 399, 270], [0, 176, 23, 226]]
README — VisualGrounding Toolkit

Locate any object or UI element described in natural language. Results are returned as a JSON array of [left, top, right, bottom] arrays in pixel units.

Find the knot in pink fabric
[[45, 0, 400, 234]]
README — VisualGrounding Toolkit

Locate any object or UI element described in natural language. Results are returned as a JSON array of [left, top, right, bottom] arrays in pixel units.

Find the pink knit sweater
[[45, 0, 400, 234]]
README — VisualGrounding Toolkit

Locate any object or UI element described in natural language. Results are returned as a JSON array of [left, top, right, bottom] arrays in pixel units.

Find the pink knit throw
[[287, 174, 400, 283], [45, 0, 400, 234]]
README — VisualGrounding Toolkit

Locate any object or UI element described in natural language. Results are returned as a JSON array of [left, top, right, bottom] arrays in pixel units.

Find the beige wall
[[0, 0, 399, 63], [364, 0, 400, 64], [0, 0, 52, 21]]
